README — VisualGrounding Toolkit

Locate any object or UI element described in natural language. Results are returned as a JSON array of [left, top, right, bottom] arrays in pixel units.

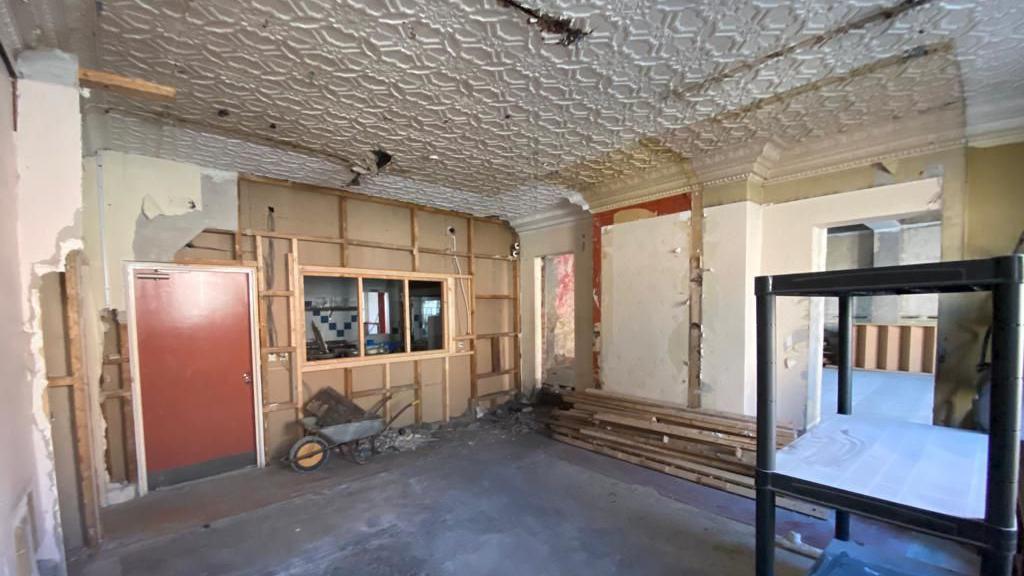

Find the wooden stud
[[289, 241, 305, 422], [63, 252, 102, 547], [383, 363, 391, 422], [413, 361, 423, 424], [344, 367, 353, 398], [339, 196, 348, 267], [878, 325, 901, 371], [356, 277, 365, 358], [78, 68, 176, 100], [411, 208, 420, 272], [115, 313, 137, 484], [688, 188, 704, 409], [403, 279, 412, 353], [512, 247, 522, 395], [468, 218, 478, 402], [442, 356, 450, 423]]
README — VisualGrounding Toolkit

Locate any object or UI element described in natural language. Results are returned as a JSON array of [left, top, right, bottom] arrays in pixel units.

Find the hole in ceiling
[[498, 0, 591, 47], [217, 109, 230, 118]]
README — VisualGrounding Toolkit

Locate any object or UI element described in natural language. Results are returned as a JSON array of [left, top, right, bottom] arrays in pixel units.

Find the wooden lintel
[[78, 68, 176, 101]]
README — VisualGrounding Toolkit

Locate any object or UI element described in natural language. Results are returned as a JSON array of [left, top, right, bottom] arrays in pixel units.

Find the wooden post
[[357, 276, 365, 357], [290, 238, 305, 420], [442, 355, 450, 422], [413, 362, 423, 424], [115, 313, 137, 483], [468, 218, 478, 402], [383, 363, 391, 422], [344, 367, 353, 398], [64, 251, 102, 546], [688, 188, 704, 409], [411, 208, 420, 272], [339, 197, 348, 267], [512, 247, 522, 395]]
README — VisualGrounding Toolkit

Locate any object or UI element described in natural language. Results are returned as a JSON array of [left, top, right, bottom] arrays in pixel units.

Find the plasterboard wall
[[600, 211, 691, 404], [518, 215, 593, 393]]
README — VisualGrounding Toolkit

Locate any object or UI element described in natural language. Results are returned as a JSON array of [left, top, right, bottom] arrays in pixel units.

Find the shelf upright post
[[982, 268, 1022, 576], [835, 294, 854, 541], [755, 277, 776, 576]]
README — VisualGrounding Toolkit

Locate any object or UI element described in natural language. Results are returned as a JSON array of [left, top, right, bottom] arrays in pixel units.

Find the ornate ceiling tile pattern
[[91, 0, 1024, 203], [100, 107, 574, 218]]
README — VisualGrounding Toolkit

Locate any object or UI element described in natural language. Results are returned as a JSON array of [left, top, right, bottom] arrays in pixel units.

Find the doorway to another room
[[540, 253, 575, 390], [820, 215, 941, 425], [129, 265, 263, 493]]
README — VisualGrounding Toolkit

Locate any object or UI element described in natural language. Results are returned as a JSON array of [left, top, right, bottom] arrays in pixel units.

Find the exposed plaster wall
[[80, 150, 237, 503], [518, 213, 593, 393], [82, 150, 237, 311], [11, 50, 84, 575], [0, 65, 37, 576], [702, 201, 762, 416], [601, 211, 691, 404], [758, 179, 942, 429]]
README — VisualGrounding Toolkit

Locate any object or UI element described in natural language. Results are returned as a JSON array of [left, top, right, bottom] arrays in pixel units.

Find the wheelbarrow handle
[[383, 399, 421, 431], [365, 392, 393, 418]]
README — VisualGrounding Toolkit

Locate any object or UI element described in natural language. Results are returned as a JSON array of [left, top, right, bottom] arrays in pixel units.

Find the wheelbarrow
[[285, 391, 419, 472]]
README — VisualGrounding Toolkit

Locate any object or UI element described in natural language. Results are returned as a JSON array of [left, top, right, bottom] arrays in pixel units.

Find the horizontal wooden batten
[[477, 368, 517, 379], [303, 349, 465, 372], [300, 265, 469, 281], [260, 290, 293, 297], [476, 294, 513, 300]]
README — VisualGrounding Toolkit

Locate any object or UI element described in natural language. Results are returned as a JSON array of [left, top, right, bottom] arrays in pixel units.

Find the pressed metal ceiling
[[3, 0, 1023, 217]]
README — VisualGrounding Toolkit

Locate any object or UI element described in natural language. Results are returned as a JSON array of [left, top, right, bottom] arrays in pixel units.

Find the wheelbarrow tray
[[318, 417, 384, 445]]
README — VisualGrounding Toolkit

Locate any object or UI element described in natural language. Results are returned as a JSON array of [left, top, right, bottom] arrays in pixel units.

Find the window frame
[[299, 266, 452, 368]]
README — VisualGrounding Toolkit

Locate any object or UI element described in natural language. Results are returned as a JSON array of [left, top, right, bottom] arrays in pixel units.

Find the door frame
[[125, 262, 265, 496]]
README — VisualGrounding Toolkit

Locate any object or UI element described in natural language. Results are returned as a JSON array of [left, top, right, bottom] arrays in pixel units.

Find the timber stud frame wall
[[180, 175, 522, 461]]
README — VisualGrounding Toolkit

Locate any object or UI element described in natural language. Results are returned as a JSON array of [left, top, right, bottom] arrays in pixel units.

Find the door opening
[[540, 253, 575, 390]]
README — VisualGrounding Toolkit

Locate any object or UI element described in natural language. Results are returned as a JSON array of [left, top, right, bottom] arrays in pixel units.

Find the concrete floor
[[821, 367, 934, 424], [69, 419, 973, 576]]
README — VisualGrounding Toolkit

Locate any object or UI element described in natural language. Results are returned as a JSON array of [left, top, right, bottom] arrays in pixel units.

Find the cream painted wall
[[601, 211, 691, 404], [758, 178, 942, 429], [702, 201, 762, 415], [518, 214, 593, 393]]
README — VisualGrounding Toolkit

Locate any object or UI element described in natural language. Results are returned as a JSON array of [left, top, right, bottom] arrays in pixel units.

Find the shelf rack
[[754, 255, 1024, 576]]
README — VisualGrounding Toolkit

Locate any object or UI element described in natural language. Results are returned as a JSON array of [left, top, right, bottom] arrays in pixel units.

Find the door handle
[[242, 373, 252, 385]]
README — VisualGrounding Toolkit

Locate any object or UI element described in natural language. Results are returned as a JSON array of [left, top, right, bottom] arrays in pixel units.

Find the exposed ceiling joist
[[78, 68, 175, 100]]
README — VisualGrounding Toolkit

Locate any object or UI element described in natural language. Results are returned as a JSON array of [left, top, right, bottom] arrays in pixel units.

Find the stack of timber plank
[[545, 388, 825, 519]]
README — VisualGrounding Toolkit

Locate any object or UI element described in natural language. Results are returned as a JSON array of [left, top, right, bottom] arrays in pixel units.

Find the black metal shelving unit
[[755, 255, 1024, 576]]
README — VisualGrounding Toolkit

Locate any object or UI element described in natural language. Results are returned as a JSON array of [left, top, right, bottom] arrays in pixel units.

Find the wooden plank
[[78, 68, 176, 100], [922, 325, 937, 374], [478, 368, 517, 380], [855, 324, 879, 369], [512, 250, 522, 394], [476, 293, 513, 300], [47, 375, 75, 387], [878, 325, 901, 371], [414, 361, 423, 424], [344, 367, 353, 398], [410, 207, 420, 271], [260, 290, 293, 297], [899, 325, 925, 373], [64, 252, 102, 546], [403, 279, 412, 353], [289, 241, 304, 424], [356, 276, 365, 358], [299, 264, 464, 281], [339, 196, 347, 267], [383, 363, 391, 421], [302, 349, 457, 371], [241, 228, 346, 245], [688, 186, 703, 409], [442, 355, 450, 422], [468, 218, 478, 402], [490, 336, 502, 375], [116, 313, 137, 484]]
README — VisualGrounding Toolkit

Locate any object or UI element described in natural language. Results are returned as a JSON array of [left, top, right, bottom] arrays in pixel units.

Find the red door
[[134, 268, 256, 490]]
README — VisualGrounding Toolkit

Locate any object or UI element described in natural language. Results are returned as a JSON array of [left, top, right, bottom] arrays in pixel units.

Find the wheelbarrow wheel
[[289, 436, 329, 472]]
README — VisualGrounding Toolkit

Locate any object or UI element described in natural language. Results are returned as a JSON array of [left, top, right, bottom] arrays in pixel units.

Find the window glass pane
[[362, 279, 406, 355], [410, 280, 444, 351], [303, 276, 360, 360]]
